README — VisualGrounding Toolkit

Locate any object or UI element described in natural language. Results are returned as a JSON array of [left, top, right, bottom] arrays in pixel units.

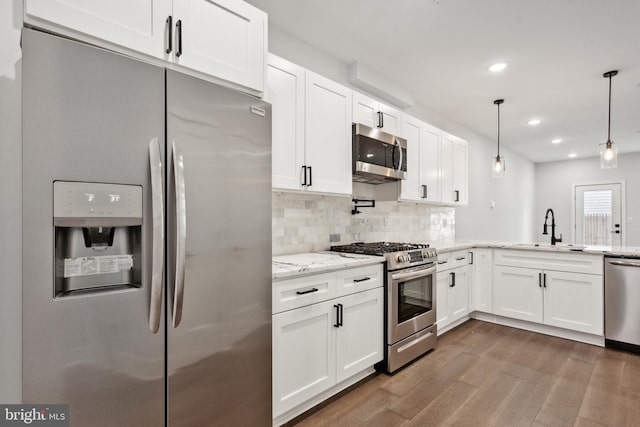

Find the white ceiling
[[247, 0, 640, 163]]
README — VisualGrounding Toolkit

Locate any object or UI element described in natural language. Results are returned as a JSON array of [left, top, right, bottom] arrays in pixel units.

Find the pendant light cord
[[607, 73, 612, 142], [497, 102, 501, 156]]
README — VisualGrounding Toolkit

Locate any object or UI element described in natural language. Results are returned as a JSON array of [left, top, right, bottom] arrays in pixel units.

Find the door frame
[[571, 180, 626, 246]]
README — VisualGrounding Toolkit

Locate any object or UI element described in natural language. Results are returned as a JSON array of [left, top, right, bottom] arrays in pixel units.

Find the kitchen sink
[[512, 243, 586, 251]]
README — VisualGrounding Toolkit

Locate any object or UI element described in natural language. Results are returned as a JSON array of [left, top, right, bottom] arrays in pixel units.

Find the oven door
[[388, 265, 436, 344]]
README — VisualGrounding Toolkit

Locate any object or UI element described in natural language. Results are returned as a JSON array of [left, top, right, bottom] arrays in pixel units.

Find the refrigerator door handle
[[148, 138, 164, 333], [172, 141, 187, 328]]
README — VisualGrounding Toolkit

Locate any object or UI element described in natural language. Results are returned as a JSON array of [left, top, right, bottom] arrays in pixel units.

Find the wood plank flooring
[[289, 320, 640, 427]]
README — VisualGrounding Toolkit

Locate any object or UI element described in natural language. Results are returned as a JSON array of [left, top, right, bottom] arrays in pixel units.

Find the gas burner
[[331, 242, 430, 256]]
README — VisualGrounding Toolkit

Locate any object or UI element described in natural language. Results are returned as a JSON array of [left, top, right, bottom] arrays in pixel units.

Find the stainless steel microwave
[[352, 123, 407, 184]]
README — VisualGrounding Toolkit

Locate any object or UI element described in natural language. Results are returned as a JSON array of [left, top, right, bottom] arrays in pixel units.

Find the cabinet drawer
[[436, 252, 452, 271], [336, 264, 383, 297], [451, 250, 471, 269], [494, 250, 603, 275], [272, 272, 337, 314]]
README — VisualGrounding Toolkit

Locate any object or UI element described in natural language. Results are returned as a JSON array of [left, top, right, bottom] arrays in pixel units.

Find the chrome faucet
[[543, 208, 562, 245]]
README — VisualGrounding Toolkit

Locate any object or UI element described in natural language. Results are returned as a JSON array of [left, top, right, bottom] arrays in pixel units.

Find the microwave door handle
[[172, 141, 187, 328], [148, 138, 164, 334], [397, 141, 403, 175]]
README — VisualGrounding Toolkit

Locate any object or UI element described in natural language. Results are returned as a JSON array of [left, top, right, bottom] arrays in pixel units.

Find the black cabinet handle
[[353, 277, 371, 283], [538, 273, 542, 288], [338, 303, 343, 326], [543, 273, 547, 288], [377, 111, 382, 128], [165, 16, 173, 54], [175, 19, 183, 57], [469, 252, 474, 265], [456, 256, 466, 261], [437, 260, 448, 265], [301, 165, 307, 186], [296, 287, 318, 295], [334, 304, 340, 327], [308, 166, 312, 186], [380, 112, 384, 128], [454, 190, 460, 202], [450, 272, 455, 287], [422, 185, 427, 199]]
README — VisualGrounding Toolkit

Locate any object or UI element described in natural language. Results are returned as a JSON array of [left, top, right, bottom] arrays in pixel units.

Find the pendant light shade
[[600, 70, 618, 169], [492, 99, 505, 178]]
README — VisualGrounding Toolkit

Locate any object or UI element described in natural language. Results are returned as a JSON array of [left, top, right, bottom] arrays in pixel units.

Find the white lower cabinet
[[470, 249, 493, 313], [272, 265, 383, 419], [272, 299, 336, 417], [493, 250, 603, 335], [436, 250, 471, 332]]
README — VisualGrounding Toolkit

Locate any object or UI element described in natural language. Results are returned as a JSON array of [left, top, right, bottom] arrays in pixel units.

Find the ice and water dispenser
[[54, 181, 143, 297]]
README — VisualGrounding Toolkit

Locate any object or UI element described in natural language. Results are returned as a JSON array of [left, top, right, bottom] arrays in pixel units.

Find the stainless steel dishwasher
[[605, 256, 640, 353]]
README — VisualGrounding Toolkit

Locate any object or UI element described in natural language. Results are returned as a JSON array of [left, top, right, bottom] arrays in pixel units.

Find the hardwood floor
[[290, 320, 640, 427]]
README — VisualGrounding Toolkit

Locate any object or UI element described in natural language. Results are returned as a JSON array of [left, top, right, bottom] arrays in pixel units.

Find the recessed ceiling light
[[528, 119, 541, 126], [489, 63, 507, 72], [568, 153, 577, 158], [551, 138, 562, 144]]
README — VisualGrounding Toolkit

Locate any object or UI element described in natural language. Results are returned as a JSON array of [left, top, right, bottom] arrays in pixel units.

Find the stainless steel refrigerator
[[22, 29, 272, 426]]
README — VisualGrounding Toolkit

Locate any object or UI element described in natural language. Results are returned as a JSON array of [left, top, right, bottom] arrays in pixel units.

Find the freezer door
[[22, 29, 165, 426], [166, 70, 272, 425]]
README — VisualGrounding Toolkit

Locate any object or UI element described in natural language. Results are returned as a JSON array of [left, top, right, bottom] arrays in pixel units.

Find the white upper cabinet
[[268, 60, 352, 195], [25, 0, 267, 93], [305, 71, 353, 195], [399, 115, 423, 201], [267, 54, 305, 191], [172, 0, 266, 92], [352, 92, 402, 135], [25, 0, 173, 59], [420, 123, 443, 203], [441, 132, 468, 205]]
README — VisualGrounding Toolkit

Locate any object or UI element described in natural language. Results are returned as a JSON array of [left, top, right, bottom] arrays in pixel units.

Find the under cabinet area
[[436, 250, 472, 333], [25, 0, 268, 93], [272, 263, 383, 422], [492, 250, 603, 335]]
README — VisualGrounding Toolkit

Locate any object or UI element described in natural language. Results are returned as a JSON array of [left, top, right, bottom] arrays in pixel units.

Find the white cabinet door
[[173, 0, 267, 92], [399, 116, 423, 201], [452, 138, 469, 205], [272, 300, 337, 417], [449, 266, 470, 320], [352, 92, 378, 128], [335, 288, 384, 383], [421, 124, 442, 203], [493, 265, 543, 323], [436, 271, 451, 329], [305, 72, 353, 195], [25, 0, 172, 59], [378, 104, 402, 135], [471, 249, 493, 313], [267, 55, 305, 191], [440, 133, 454, 204], [352, 93, 402, 135], [543, 271, 603, 335]]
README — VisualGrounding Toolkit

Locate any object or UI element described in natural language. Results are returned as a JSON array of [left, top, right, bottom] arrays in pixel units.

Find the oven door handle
[[391, 266, 436, 282]]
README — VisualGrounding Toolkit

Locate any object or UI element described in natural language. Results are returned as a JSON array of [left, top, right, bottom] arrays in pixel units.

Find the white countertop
[[273, 241, 640, 280], [430, 240, 640, 257], [272, 252, 384, 281]]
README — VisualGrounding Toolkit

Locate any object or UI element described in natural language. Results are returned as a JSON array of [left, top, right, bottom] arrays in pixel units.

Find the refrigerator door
[[166, 70, 272, 425], [22, 29, 165, 426]]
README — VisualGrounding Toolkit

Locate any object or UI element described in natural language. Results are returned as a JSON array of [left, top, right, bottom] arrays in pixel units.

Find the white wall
[[268, 25, 536, 243], [536, 152, 640, 246], [0, 0, 22, 403]]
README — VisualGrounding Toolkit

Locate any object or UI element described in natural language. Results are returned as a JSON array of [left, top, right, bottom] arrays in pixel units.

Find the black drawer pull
[[296, 288, 318, 295], [455, 256, 466, 261], [353, 277, 371, 283]]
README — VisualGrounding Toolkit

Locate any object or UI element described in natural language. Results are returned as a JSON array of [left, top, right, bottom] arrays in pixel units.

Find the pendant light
[[600, 70, 618, 169], [492, 99, 505, 178]]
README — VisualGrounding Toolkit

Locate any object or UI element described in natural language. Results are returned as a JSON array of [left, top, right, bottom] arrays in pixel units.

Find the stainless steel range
[[330, 242, 437, 372]]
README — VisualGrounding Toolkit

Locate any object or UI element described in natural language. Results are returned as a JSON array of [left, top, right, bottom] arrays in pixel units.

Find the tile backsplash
[[272, 191, 456, 256]]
